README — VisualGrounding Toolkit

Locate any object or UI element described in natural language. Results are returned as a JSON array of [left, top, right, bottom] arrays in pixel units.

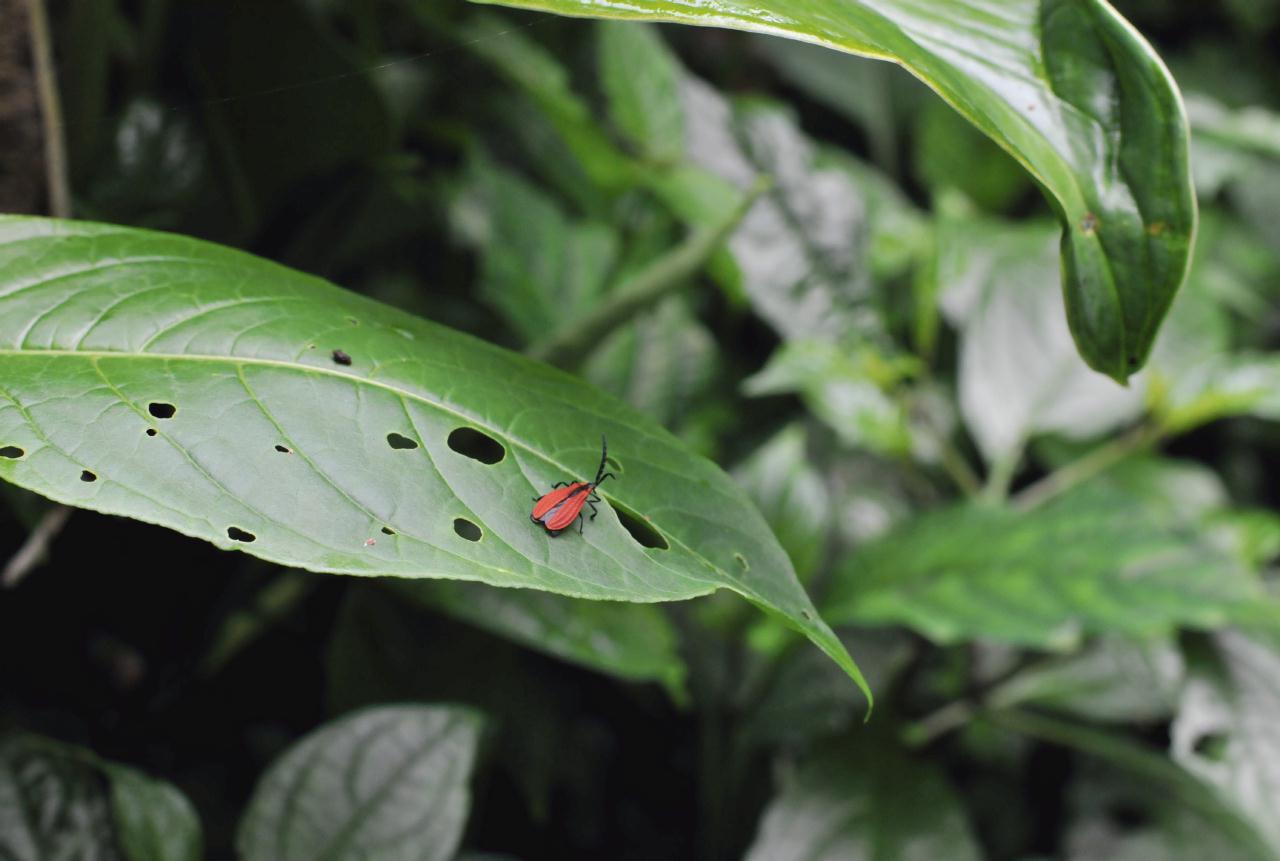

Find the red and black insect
[[530, 436, 615, 536]]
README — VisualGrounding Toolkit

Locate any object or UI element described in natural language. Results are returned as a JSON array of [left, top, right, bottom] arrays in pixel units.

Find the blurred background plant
[[1, 0, 1279, 859]]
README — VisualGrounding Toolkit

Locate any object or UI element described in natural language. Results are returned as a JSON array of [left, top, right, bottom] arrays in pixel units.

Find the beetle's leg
[[552, 481, 569, 488], [588, 501, 599, 521], [578, 514, 585, 535]]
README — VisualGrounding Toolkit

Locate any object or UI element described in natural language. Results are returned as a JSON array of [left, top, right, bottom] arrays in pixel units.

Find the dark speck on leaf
[[332, 349, 352, 366]]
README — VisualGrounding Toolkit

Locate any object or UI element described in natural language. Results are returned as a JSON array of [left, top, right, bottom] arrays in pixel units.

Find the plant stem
[[902, 699, 977, 748], [980, 443, 1024, 504], [1013, 423, 1161, 512], [528, 178, 768, 367], [938, 436, 982, 498], [26, 0, 71, 218], [2, 503, 73, 588]]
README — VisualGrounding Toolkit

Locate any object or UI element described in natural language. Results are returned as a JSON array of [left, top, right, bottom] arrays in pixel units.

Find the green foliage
[[474, 0, 1197, 381], [0, 734, 202, 861], [6, 1, 1280, 858], [0, 216, 866, 702], [826, 461, 1279, 647], [743, 735, 982, 860], [237, 705, 482, 860]]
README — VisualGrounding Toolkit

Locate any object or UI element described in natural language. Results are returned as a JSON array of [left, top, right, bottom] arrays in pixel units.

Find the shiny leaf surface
[[470, 0, 1197, 380], [0, 216, 868, 704]]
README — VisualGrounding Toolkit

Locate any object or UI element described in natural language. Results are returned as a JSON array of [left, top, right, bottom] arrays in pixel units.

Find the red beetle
[[531, 436, 615, 536]]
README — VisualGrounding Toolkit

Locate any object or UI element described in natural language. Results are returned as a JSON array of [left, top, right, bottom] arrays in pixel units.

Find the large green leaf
[[0, 733, 202, 861], [470, 0, 1196, 381], [824, 460, 1277, 648], [237, 705, 482, 861], [0, 216, 868, 705], [743, 735, 981, 861]]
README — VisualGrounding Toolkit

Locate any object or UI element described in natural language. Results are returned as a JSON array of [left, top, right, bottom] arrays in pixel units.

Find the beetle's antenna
[[595, 434, 609, 486]]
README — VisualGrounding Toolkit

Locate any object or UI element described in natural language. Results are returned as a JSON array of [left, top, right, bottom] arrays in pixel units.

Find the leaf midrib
[[0, 346, 744, 596]]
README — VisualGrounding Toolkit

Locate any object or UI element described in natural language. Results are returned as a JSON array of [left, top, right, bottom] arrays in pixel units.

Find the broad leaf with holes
[[237, 705, 482, 861], [0, 216, 869, 705], [470, 0, 1196, 381]]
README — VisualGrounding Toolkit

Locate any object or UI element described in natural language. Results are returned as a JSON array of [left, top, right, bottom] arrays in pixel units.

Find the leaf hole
[[0, 445, 24, 459], [1079, 212, 1098, 233], [381, 526, 395, 535], [145, 429, 157, 437], [387, 432, 419, 450], [148, 402, 176, 419], [735, 553, 749, 572], [614, 505, 668, 550], [347, 317, 360, 326], [80, 470, 97, 483], [275, 444, 291, 454], [227, 526, 256, 543], [800, 609, 813, 621], [447, 427, 505, 464], [331, 349, 352, 366], [1192, 731, 1230, 762], [453, 518, 482, 542]]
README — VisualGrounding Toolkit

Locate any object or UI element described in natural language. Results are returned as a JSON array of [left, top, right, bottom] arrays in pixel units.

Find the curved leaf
[[469, 0, 1197, 381], [0, 216, 868, 706], [237, 705, 482, 861]]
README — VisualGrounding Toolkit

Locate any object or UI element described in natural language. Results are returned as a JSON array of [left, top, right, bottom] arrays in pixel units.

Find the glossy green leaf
[[450, 152, 618, 343], [732, 424, 830, 582], [825, 462, 1278, 648], [470, 0, 1197, 381], [937, 217, 1142, 464], [1156, 353, 1280, 433], [743, 735, 981, 861], [743, 340, 912, 457], [752, 36, 913, 174], [0, 734, 202, 861], [678, 88, 872, 340], [325, 587, 568, 823], [583, 296, 720, 432], [1172, 631, 1280, 856], [0, 216, 868, 706], [392, 579, 689, 701], [460, 14, 638, 193], [237, 705, 482, 861], [597, 22, 685, 163]]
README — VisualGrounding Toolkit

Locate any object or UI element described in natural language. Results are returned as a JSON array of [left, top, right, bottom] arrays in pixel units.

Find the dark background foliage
[[2, 1, 1279, 859]]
